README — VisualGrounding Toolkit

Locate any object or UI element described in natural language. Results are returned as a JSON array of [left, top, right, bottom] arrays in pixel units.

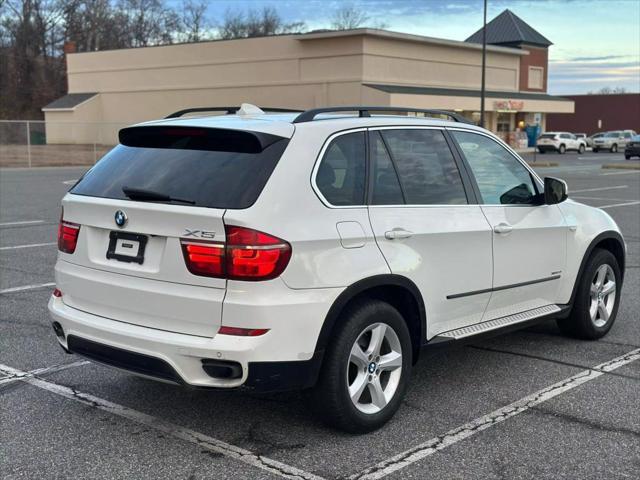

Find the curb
[[527, 162, 559, 167], [602, 163, 640, 170]]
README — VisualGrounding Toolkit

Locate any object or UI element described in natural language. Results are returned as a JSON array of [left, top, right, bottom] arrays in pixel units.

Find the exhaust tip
[[202, 359, 242, 379], [52, 321, 65, 339]]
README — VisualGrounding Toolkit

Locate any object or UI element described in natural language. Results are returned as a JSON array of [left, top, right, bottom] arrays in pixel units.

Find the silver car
[[593, 130, 638, 153]]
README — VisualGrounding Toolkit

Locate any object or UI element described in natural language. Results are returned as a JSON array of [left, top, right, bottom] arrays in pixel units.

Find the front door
[[449, 129, 567, 320], [366, 128, 493, 339]]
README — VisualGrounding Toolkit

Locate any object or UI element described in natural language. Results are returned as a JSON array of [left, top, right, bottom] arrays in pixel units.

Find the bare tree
[[330, 5, 368, 30], [118, 0, 180, 47], [181, 0, 208, 42], [218, 6, 305, 39], [588, 86, 628, 95]]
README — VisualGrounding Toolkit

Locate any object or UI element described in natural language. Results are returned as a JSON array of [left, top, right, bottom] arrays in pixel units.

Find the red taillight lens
[[218, 326, 270, 337], [52, 288, 62, 297], [225, 226, 291, 281], [180, 226, 291, 280], [180, 241, 225, 277], [58, 210, 80, 254]]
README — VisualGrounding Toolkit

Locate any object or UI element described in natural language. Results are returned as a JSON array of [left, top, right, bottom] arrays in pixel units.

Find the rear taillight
[[180, 226, 291, 281], [218, 326, 270, 336], [58, 209, 80, 254]]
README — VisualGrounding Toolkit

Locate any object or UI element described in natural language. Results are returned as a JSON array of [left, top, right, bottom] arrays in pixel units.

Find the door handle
[[493, 223, 513, 234], [385, 228, 413, 240]]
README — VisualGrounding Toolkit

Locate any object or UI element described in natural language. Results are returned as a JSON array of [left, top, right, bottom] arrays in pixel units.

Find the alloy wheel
[[589, 264, 616, 328], [347, 323, 403, 414]]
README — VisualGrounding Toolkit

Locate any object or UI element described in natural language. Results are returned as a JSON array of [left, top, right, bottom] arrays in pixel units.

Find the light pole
[[480, 0, 487, 128]]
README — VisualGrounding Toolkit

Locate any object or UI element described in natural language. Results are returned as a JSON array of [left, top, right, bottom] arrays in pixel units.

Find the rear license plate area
[[106, 231, 148, 264]]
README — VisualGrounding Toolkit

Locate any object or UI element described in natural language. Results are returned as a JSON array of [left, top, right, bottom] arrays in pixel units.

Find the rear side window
[[316, 132, 366, 206], [380, 129, 467, 205], [71, 127, 289, 209]]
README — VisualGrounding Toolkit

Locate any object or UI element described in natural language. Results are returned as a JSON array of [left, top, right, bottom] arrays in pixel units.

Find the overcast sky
[[202, 0, 640, 95]]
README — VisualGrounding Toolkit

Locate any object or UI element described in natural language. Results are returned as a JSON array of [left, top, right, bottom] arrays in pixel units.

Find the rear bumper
[[48, 280, 340, 391]]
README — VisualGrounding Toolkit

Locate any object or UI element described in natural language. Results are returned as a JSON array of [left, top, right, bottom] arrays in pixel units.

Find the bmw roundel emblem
[[114, 210, 127, 228]]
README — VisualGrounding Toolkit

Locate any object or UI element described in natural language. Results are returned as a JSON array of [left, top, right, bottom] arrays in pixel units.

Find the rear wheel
[[611, 144, 618, 153], [625, 155, 631, 160], [593, 148, 599, 153], [557, 249, 620, 340], [558, 144, 566, 154], [538, 148, 546, 154], [311, 299, 412, 433]]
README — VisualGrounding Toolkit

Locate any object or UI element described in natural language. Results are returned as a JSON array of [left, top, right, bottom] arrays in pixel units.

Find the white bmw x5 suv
[[49, 104, 625, 433]]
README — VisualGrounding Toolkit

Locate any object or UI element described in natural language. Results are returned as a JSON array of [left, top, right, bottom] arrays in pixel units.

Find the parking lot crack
[[467, 345, 640, 381], [528, 405, 640, 438]]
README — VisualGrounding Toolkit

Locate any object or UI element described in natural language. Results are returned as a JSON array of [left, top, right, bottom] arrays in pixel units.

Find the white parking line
[[62, 179, 78, 185], [601, 170, 640, 176], [599, 201, 640, 210], [0, 362, 325, 480], [0, 220, 44, 227], [0, 242, 56, 251], [0, 282, 55, 294], [0, 360, 89, 386], [571, 185, 628, 193], [351, 348, 640, 480]]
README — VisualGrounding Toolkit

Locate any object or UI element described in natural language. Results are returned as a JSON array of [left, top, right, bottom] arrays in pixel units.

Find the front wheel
[[625, 155, 631, 160], [593, 148, 599, 153], [578, 144, 585, 154], [311, 299, 412, 433], [558, 144, 566, 154], [611, 144, 618, 153], [557, 249, 621, 340]]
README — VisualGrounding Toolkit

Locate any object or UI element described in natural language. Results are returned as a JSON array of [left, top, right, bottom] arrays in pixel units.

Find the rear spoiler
[[119, 126, 285, 153]]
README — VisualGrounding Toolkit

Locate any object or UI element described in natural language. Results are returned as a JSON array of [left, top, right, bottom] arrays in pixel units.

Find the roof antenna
[[237, 103, 265, 116]]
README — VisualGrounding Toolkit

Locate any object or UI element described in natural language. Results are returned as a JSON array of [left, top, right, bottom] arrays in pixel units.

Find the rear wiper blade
[[122, 186, 195, 205]]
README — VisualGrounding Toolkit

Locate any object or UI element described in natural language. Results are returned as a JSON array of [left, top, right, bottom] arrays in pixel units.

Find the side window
[[316, 132, 366, 206], [370, 132, 404, 205], [380, 129, 467, 205], [452, 131, 541, 205]]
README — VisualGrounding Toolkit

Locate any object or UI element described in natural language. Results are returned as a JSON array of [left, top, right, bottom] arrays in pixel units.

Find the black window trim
[[446, 127, 545, 207], [368, 130, 408, 205]]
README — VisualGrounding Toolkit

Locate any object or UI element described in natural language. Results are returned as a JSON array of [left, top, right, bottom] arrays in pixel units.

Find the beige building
[[43, 9, 573, 146]]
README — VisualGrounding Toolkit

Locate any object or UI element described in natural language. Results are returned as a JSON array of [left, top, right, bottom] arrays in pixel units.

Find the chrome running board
[[436, 305, 561, 340]]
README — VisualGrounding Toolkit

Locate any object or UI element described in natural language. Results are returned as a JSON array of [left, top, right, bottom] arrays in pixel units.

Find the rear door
[[366, 127, 493, 339], [57, 125, 290, 337], [449, 129, 567, 320]]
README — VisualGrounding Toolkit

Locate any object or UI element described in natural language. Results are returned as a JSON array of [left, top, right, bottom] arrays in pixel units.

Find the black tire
[[557, 249, 621, 340], [578, 144, 585, 154], [625, 155, 630, 160], [311, 299, 412, 433], [538, 148, 546, 154], [593, 148, 599, 153], [611, 144, 618, 153], [558, 144, 566, 154]]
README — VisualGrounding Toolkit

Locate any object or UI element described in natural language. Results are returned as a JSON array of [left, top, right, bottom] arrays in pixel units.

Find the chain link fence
[[0, 120, 128, 168]]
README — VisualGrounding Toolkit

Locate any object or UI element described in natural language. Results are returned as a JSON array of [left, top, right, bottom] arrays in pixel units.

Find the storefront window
[[497, 112, 512, 133]]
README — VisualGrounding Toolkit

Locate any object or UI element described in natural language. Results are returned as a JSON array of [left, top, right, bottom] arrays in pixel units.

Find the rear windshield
[[539, 134, 557, 139], [71, 129, 289, 209]]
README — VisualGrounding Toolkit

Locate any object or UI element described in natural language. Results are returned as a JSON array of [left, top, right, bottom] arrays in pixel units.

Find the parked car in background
[[593, 130, 637, 153], [587, 132, 604, 148], [537, 132, 586, 154], [624, 134, 640, 159]]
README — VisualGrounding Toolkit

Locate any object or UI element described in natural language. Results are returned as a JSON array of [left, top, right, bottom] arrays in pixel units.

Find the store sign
[[493, 100, 524, 111]]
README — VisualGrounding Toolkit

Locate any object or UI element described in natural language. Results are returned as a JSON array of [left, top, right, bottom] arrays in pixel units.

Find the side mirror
[[544, 177, 568, 205]]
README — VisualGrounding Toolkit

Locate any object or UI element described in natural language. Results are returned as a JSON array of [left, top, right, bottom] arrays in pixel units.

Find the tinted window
[[380, 129, 467, 205], [452, 131, 540, 205], [71, 132, 289, 209], [370, 132, 404, 205], [316, 132, 366, 206], [539, 133, 556, 139]]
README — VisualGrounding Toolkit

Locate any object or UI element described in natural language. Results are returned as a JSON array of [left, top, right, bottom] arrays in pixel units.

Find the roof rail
[[292, 106, 473, 124], [165, 106, 303, 119]]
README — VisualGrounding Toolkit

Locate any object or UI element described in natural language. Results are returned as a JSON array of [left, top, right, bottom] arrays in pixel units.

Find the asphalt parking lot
[[1, 151, 639, 480]]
